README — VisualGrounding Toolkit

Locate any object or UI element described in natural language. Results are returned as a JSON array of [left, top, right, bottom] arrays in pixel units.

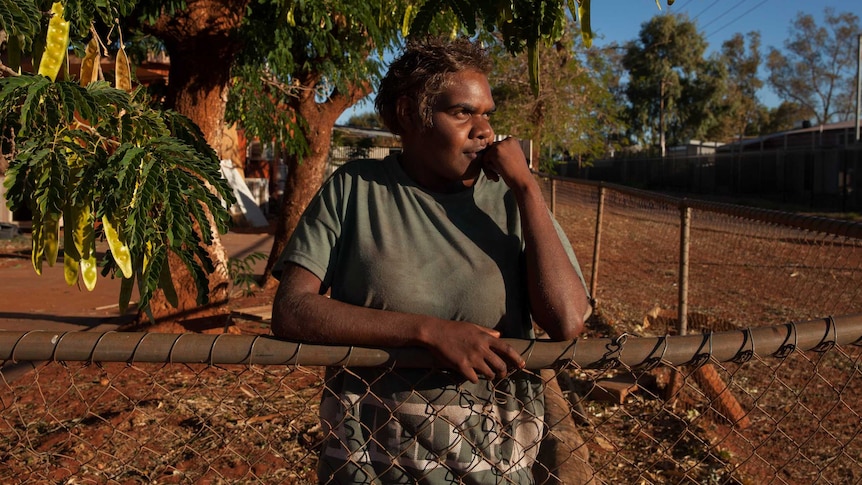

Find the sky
[[337, 0, 862, 124]]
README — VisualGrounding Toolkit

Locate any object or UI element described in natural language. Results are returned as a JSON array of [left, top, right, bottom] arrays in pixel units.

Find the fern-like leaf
[[0, 0, 40, 40], [410, 0, 443, 38], [448, 0, 476, 35], [19, 76, 52, 135]]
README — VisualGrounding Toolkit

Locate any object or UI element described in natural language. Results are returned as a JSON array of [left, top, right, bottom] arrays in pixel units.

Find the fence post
[[550, 177, 557, 215], [590, 185, 605, 300], [678, 203, 691, 336]]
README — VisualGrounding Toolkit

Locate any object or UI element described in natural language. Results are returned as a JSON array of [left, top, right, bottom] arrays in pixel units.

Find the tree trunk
[[530, 99, 546, 169], [141, 0, 249, 324], [261, 80, 371, 286]]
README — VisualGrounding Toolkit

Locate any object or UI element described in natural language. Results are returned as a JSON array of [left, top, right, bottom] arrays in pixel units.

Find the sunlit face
[[399, 70, 496, 193]]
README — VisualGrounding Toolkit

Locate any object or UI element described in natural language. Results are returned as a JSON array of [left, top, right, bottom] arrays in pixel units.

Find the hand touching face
[[476, 137, 532, 191]]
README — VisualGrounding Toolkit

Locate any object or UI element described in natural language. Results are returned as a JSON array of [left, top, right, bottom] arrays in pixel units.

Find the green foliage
[[410, 0, 572, 51], [408, 0, 576, 96], [622, 13, 726, 149], [708, 32, 764, 141], [228, 251, 267, 297], [347, 137, 374, 159], [345, 112, 383, 129], [225, 0, 405, 159], [489, 21, 620, 170], [1, 73, 235, 316], [132, 0, 187, 26], [226, 64, 309, 161], [62, 0, 137, 39], [0, 0, 135, 72], [756, 101, 815, 134], [766, 8, 861, 125], [0, 0, 41, 43]]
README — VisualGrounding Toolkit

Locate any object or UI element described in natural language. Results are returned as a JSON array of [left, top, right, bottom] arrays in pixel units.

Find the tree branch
[[0, 61, 21, 78]]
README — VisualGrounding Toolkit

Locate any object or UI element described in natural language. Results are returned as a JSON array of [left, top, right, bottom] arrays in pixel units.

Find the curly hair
[[375, 36, 493, 135]]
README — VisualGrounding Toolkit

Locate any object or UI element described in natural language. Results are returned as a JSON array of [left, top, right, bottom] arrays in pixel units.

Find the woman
[[272, 36, 591, 484]]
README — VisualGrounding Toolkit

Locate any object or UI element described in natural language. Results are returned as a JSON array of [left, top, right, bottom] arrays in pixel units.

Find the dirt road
[[0, 231, 274, 333]]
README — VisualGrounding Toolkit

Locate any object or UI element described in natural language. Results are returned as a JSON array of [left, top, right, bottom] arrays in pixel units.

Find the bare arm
[[481, 138, 590, 340], [271, 263, 526, 383]]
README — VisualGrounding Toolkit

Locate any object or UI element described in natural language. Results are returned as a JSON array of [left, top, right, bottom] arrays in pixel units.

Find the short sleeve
[[274, 171, 347, 289]]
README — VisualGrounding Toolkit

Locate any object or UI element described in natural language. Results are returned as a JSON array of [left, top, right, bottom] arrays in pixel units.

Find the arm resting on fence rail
[[1, 314, 859, 369]]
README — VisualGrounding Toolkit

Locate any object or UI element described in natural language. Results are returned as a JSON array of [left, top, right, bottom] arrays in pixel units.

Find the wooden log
[[692, 363, 751, 429], [533, 369, 595, 485]]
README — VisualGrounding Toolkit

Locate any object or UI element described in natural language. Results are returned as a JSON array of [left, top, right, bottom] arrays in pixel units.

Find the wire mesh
[[541, 175, 862, 336], [2, 339, 860, 484], [682, 208, 862, 331], [2, 176, 862, 483]]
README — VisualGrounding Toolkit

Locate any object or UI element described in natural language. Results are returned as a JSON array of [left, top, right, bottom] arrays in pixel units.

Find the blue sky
[[337, 0, 862, 124]]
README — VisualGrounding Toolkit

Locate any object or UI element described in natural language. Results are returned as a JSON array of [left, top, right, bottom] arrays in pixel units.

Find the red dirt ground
[[2, 205, 860, 484]]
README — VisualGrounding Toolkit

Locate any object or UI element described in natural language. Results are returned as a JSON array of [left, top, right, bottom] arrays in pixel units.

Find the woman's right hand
[[421, 319, 526, 384], [274, 264, 527, 384]]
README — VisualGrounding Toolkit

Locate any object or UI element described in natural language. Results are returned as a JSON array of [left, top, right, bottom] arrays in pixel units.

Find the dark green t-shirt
[[285, 156, 583, 337], [283, 156, 585, 484]]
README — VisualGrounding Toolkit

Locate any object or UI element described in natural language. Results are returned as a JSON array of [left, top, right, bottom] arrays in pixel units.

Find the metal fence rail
[[1, 315, 859, 368]]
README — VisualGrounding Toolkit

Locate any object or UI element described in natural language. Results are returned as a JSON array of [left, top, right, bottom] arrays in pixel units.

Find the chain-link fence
[[541, 175, 862, 333], [2, 175, 862, 484]]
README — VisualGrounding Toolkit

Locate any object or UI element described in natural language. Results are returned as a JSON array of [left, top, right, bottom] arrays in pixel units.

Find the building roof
[[719, 120, 860, 152], [333, 125, 399, 140]]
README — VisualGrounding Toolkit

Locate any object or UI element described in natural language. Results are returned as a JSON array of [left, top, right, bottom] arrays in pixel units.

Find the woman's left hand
[[479, 137, 532, 190]]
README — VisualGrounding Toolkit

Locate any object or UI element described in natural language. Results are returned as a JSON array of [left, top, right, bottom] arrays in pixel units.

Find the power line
[[691, 0, 722, 22], [706, 0, 771, 39], [699, 0, 748, 31], [666, 0, 693, 15]]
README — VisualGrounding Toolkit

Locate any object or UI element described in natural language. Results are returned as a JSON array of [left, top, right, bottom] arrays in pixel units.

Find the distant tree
[[622, 14, 726, 152], [711, 32, 764, 142], [488, 22, 620, 172], [346, 112, 384, 129], [586, 42, 631, 155], [348, 137, 375, 159], [755, 101, 816, 134], [766, 8, 861, 125]]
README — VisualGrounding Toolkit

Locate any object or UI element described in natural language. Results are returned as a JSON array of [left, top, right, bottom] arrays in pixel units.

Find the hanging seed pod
[[37, 2, 71, 82], [103, 216, 133, 278], [79, 36, 101, 86], [115, 46, 132, 92]]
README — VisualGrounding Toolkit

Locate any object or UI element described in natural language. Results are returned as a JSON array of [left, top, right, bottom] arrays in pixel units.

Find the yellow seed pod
[[103, 216, 133, 278], [64, 251, 79, 286], [79, 36, 101, 86], [43, 216, 60, 268], [115, 46, 132, 92], [38, 2, 71, 82], [286, 3, 295, 26], [80, 255, 98, 291]]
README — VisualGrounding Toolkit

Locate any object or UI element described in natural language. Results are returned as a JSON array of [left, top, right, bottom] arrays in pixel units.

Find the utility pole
[[660, 80, 666, 157], [856, 34, 861, 142]]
